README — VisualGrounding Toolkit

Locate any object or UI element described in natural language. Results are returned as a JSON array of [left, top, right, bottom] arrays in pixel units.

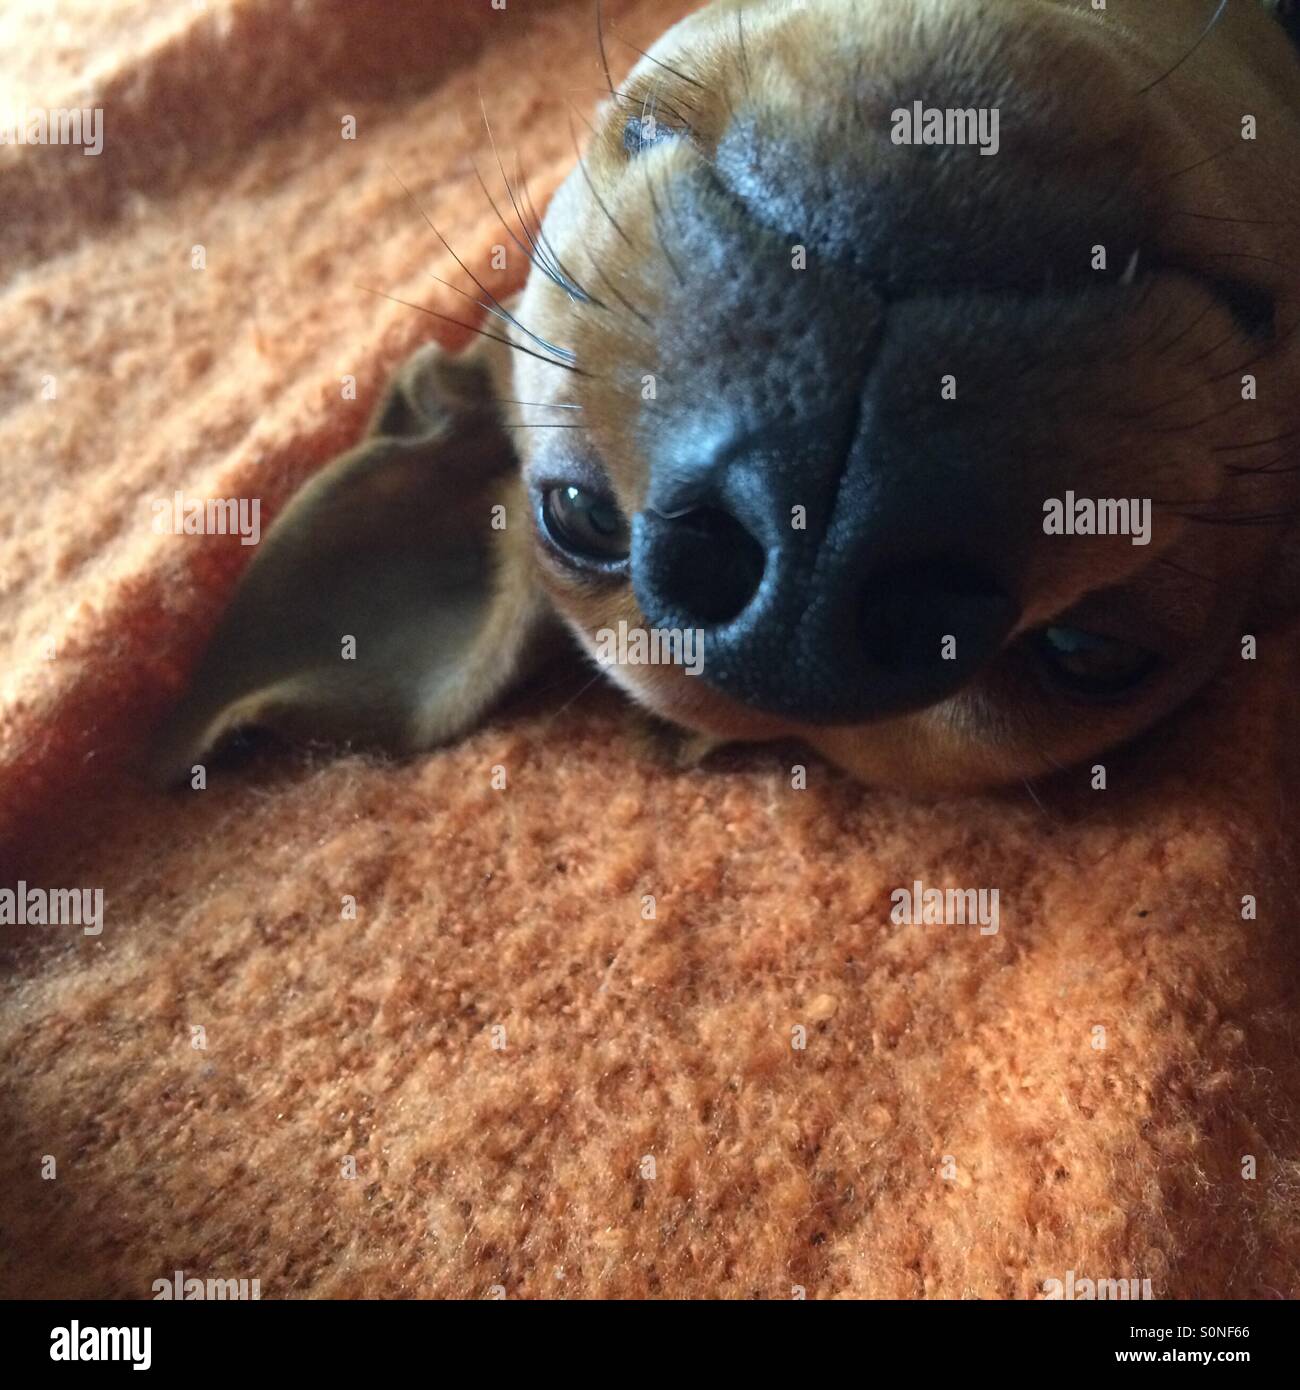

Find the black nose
[[855, 561, 1020, 711], [630, 422, 1022, 724]]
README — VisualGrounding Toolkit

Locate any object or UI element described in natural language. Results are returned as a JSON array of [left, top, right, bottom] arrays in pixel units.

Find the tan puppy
[[159, 0, 1300, 791]]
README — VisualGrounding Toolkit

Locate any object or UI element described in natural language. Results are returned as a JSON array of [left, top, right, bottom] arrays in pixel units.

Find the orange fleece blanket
[[1, 0, 1298, 1299]]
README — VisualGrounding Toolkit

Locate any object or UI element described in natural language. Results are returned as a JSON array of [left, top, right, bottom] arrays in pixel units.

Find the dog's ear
[[153, 334, 550, 784]]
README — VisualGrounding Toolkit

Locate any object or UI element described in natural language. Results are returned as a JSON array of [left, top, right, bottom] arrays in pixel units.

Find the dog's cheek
[[543, 575, 791, 740], [804, 708, 1021, 793], [621, 667, 793, 742]]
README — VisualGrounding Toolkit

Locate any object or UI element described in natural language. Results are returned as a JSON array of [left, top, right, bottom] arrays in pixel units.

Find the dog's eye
[[1034, 626, 1160, 700], [541, 485, 631, 564], [623, 114, 679, 156], [1148, 251, 1277, 340], [1207, 275, 1276, 340]]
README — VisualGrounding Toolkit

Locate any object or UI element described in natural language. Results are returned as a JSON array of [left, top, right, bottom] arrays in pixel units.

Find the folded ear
[[153, 333, 551, 784]]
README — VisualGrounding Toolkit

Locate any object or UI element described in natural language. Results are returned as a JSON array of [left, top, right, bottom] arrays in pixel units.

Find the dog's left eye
[[623, 115, 679, 156], [540, 485, 631, 565], [1033, 626, 1160, 700]]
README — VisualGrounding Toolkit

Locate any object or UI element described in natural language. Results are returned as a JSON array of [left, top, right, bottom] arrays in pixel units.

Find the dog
[[157, 0, 1300, 792]]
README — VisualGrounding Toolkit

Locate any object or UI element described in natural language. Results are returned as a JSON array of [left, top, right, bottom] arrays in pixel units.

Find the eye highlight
[[540, 485, 632, 567], [1033, 625, 1160, 700]]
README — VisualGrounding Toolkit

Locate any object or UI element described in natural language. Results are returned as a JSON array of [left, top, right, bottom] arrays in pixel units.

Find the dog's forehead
[[513, 0, 1299, 482], [629, 0, 1299, 87]]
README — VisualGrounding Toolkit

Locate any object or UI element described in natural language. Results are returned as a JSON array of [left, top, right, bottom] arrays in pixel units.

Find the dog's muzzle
[[614, 0, 1182, 727], [622, 163, 1054, 724], [631, 391, 1024, 724]]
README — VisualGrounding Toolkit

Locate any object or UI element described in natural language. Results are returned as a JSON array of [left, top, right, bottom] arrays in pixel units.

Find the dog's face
[[160, 0, 1300, 791], [509, 0, 1300, 789]]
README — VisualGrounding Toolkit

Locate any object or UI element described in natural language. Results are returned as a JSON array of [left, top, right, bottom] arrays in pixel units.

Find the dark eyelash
[[1148, 251, 1278, 340], [1205, 276, 1277, 340]]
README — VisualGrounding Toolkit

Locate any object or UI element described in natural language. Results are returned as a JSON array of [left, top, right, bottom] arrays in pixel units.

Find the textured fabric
[[2, 0, 1298, 1300]]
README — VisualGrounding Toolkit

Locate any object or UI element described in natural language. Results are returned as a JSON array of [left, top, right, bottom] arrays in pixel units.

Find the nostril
[[635, 506, 766, 626], [859, 562, 1016, 672]]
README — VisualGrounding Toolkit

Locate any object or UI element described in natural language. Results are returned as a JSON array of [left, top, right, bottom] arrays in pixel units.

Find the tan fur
[[508, 0, 1300, 790], [163, 0, 1300, 793]]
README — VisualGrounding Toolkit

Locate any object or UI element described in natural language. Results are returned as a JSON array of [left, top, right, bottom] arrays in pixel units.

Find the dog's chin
[[575, 637, 1202, 794], [550, 616, 1034, 789], [541, 539, 1248, 792]]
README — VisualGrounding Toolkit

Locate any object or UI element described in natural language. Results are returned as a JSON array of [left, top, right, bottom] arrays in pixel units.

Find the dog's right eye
[[1032, 625, 1161, 701], [540, 485, 631, 565]]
